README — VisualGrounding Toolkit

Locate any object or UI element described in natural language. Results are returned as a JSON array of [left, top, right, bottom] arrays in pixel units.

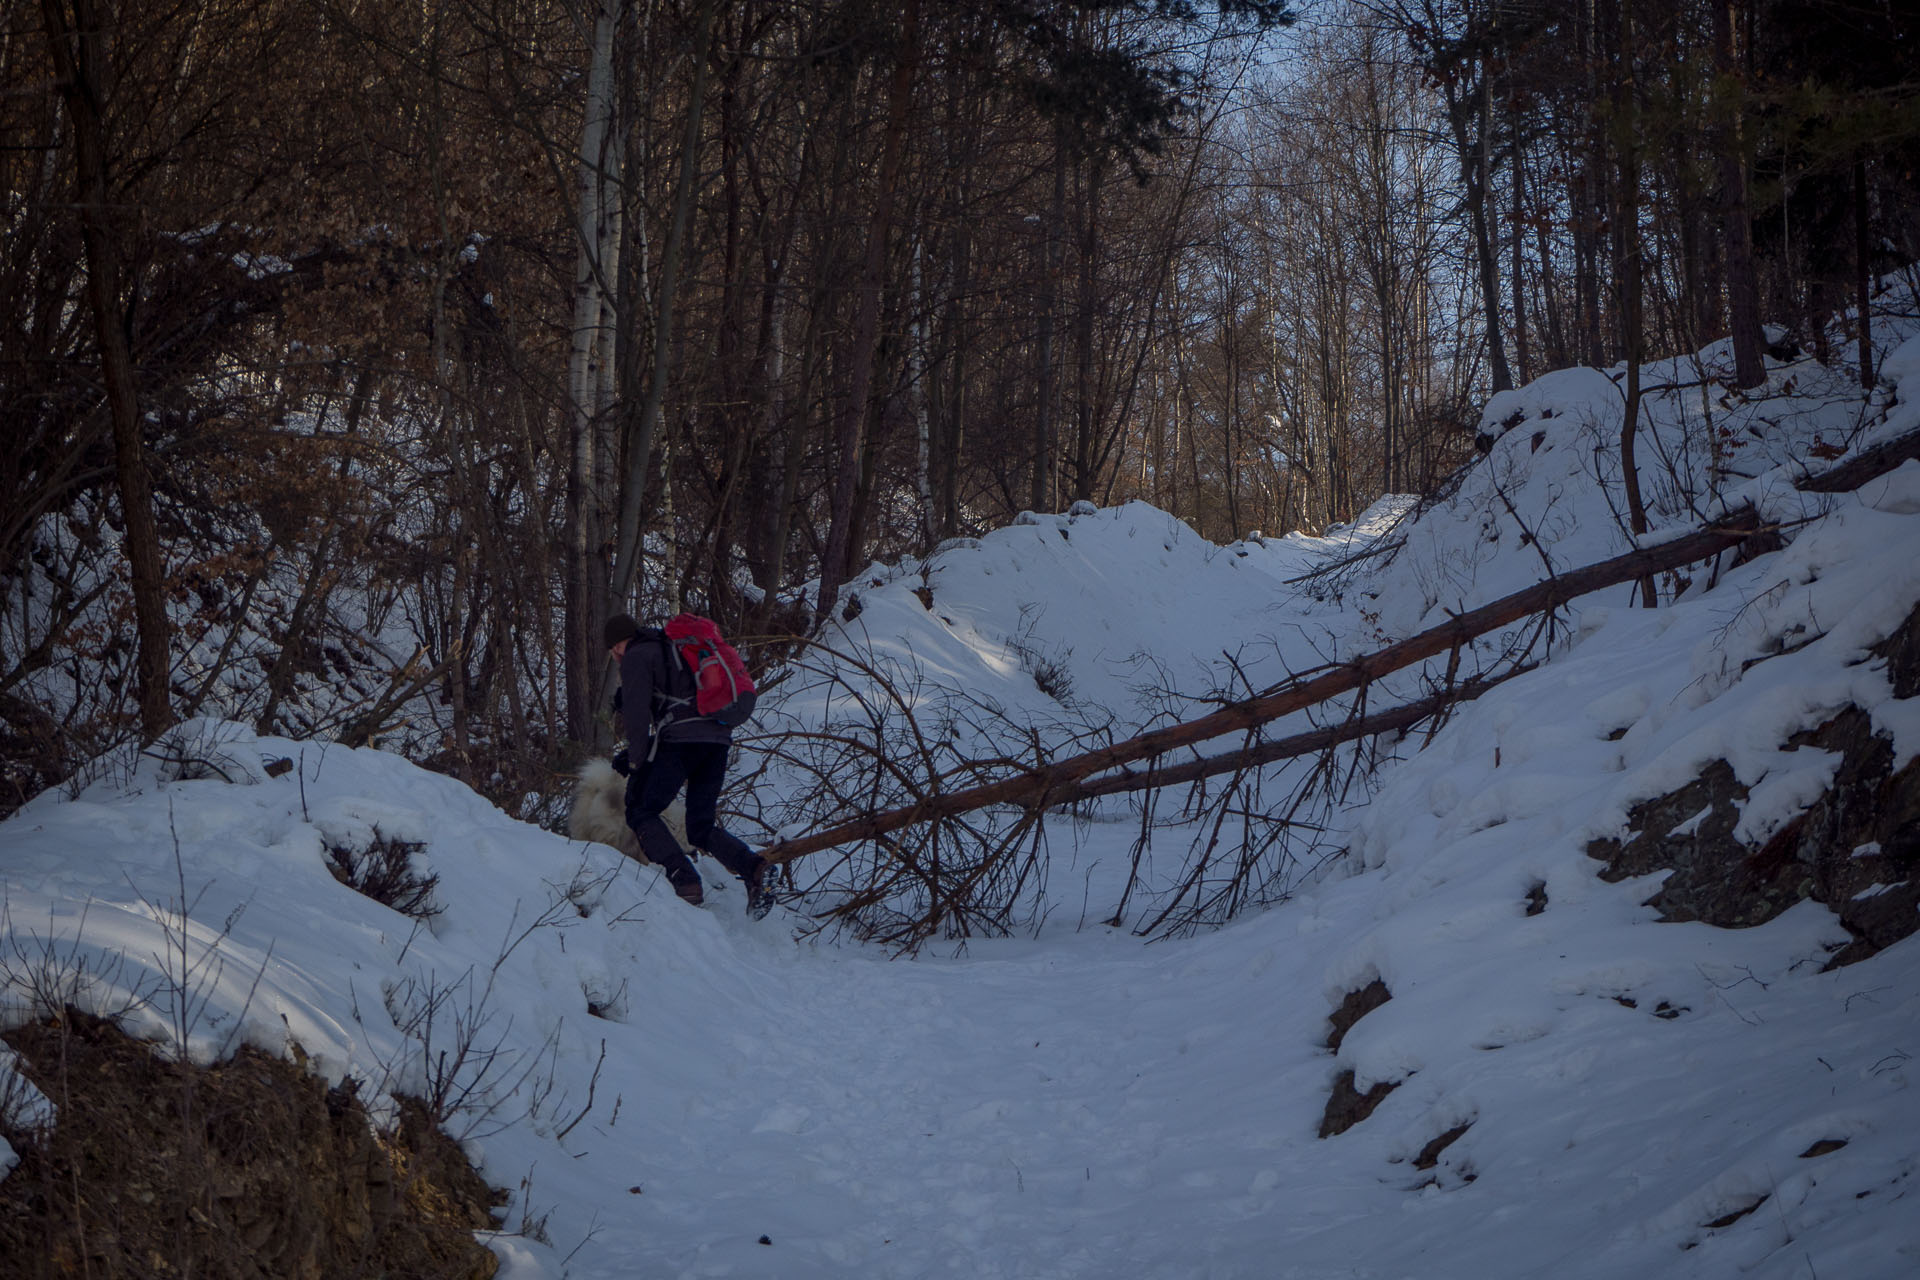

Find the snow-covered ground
[[4, 316, 1919, 1277]]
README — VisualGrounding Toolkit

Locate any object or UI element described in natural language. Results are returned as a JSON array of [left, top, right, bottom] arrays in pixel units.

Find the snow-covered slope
[[782, 497, 1403, 749], [5, 315, 1919, 1277]]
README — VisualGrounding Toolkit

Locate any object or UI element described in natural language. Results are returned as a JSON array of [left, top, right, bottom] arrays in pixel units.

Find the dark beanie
[[603, 613, 641, 648]]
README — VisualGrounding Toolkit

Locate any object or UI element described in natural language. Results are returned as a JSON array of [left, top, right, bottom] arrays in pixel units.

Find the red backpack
[[659, 613, 758, 728]]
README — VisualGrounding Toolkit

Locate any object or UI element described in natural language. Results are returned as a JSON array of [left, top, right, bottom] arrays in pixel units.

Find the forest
[[4, 0, 1917, 820]]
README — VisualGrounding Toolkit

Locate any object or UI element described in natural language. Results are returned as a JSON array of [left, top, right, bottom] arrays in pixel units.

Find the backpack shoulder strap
[[651, 631, 694, 704]]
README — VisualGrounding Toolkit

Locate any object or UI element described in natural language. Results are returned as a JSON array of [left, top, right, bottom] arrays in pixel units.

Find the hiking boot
[[663, 861, 705, 907], [744, 857, 774, 920], [656, 851, 705, 906]]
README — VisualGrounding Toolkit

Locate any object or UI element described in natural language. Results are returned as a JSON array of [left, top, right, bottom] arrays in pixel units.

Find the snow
[[0, 1045, 53, 1179], [6, 306, 1920, 1276]]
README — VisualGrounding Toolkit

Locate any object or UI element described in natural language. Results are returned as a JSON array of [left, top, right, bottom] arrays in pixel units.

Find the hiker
[[604, 612, 771, 912]]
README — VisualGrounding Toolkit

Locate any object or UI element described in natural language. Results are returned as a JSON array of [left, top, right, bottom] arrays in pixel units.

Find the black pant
[[624, 740, 757, 890]]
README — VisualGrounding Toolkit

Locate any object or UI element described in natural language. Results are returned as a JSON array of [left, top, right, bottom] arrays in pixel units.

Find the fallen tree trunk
[[761, 512, 1763, 867], [1053, 664, 1535, 807], [1797, 426, 1920, 492]]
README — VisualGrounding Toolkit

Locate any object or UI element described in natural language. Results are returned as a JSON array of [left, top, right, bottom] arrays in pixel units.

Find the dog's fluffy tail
[[568, 758, 689, 863]]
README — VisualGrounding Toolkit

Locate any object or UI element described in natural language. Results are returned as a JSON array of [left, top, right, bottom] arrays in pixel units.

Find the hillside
[[3, 315, 1919, 1277]]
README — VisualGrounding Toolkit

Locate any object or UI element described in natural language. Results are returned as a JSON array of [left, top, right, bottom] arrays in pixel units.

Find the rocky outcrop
[[1325, 977, 1391, 1053], [1320, 978, 1398, 1138], [1320, 1069, 1399, 1138], [1589, 605, 1920, 966]]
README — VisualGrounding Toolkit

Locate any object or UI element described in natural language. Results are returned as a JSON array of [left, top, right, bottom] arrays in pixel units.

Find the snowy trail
[[519, 857, 1919, 1280], [580, 912, 1349, 1279]]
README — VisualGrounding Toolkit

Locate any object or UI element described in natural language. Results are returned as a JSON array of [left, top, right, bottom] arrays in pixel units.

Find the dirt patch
[[0, 1010, 504, 1280], [1326, 977, 1391, 1052], [1319, 1069, 1399, 1138]]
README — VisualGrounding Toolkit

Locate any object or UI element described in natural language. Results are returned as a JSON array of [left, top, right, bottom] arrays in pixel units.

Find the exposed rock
[[1325, 977, 1391, 1052], [1319, 1069, 1400, 1138], [1318, 980, 1399, 1138], [1789, 710, 1920, 964], [1412, 1122, 1472, 1170], [1704, 1194, 1768, 1230], [1587, 604, 1920, 964], [1588, 758, 1799, 928]]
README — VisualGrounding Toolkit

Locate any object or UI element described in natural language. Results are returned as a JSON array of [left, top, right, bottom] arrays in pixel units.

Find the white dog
[[568, 758, 690, 864]]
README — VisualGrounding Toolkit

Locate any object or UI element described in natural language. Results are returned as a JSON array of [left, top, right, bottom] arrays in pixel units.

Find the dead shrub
[[325, 828, 442, 920]]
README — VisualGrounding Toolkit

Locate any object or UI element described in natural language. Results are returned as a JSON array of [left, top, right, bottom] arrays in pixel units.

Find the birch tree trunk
[[1854, 159, 1875, 392], [565, 0, 619, 743], [1467, 67, 1512, 392], [913, 242, 937, 554], [1508, 78, 1532, 385]]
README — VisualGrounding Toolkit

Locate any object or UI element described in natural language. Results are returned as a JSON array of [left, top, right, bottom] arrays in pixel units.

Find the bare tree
[[38, 0, 172, 743]]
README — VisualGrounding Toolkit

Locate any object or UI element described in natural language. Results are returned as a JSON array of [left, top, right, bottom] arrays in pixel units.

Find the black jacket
[[618, 629, 730, 752]]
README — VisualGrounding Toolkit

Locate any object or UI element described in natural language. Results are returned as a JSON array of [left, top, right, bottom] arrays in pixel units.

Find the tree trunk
[[43, 0, 172, 743], [1711, 0, 1766, 389], [613, 0, 719, 608], [1060, 668, 1531, 805], [1071, 153, 1102, 502], [1578, 0, 1607, 366], [565, 0, 619, 744], [912, 242, 937, 553], [1613, 0, 1655, 605], [817, 0, 922, 625], [1474, 66, 1512, 392], [942, 215, 970, 540], [1509, 82, 1532, 385], [1854, 158, 1875, 391], [1031, 124, 1066, 513]]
